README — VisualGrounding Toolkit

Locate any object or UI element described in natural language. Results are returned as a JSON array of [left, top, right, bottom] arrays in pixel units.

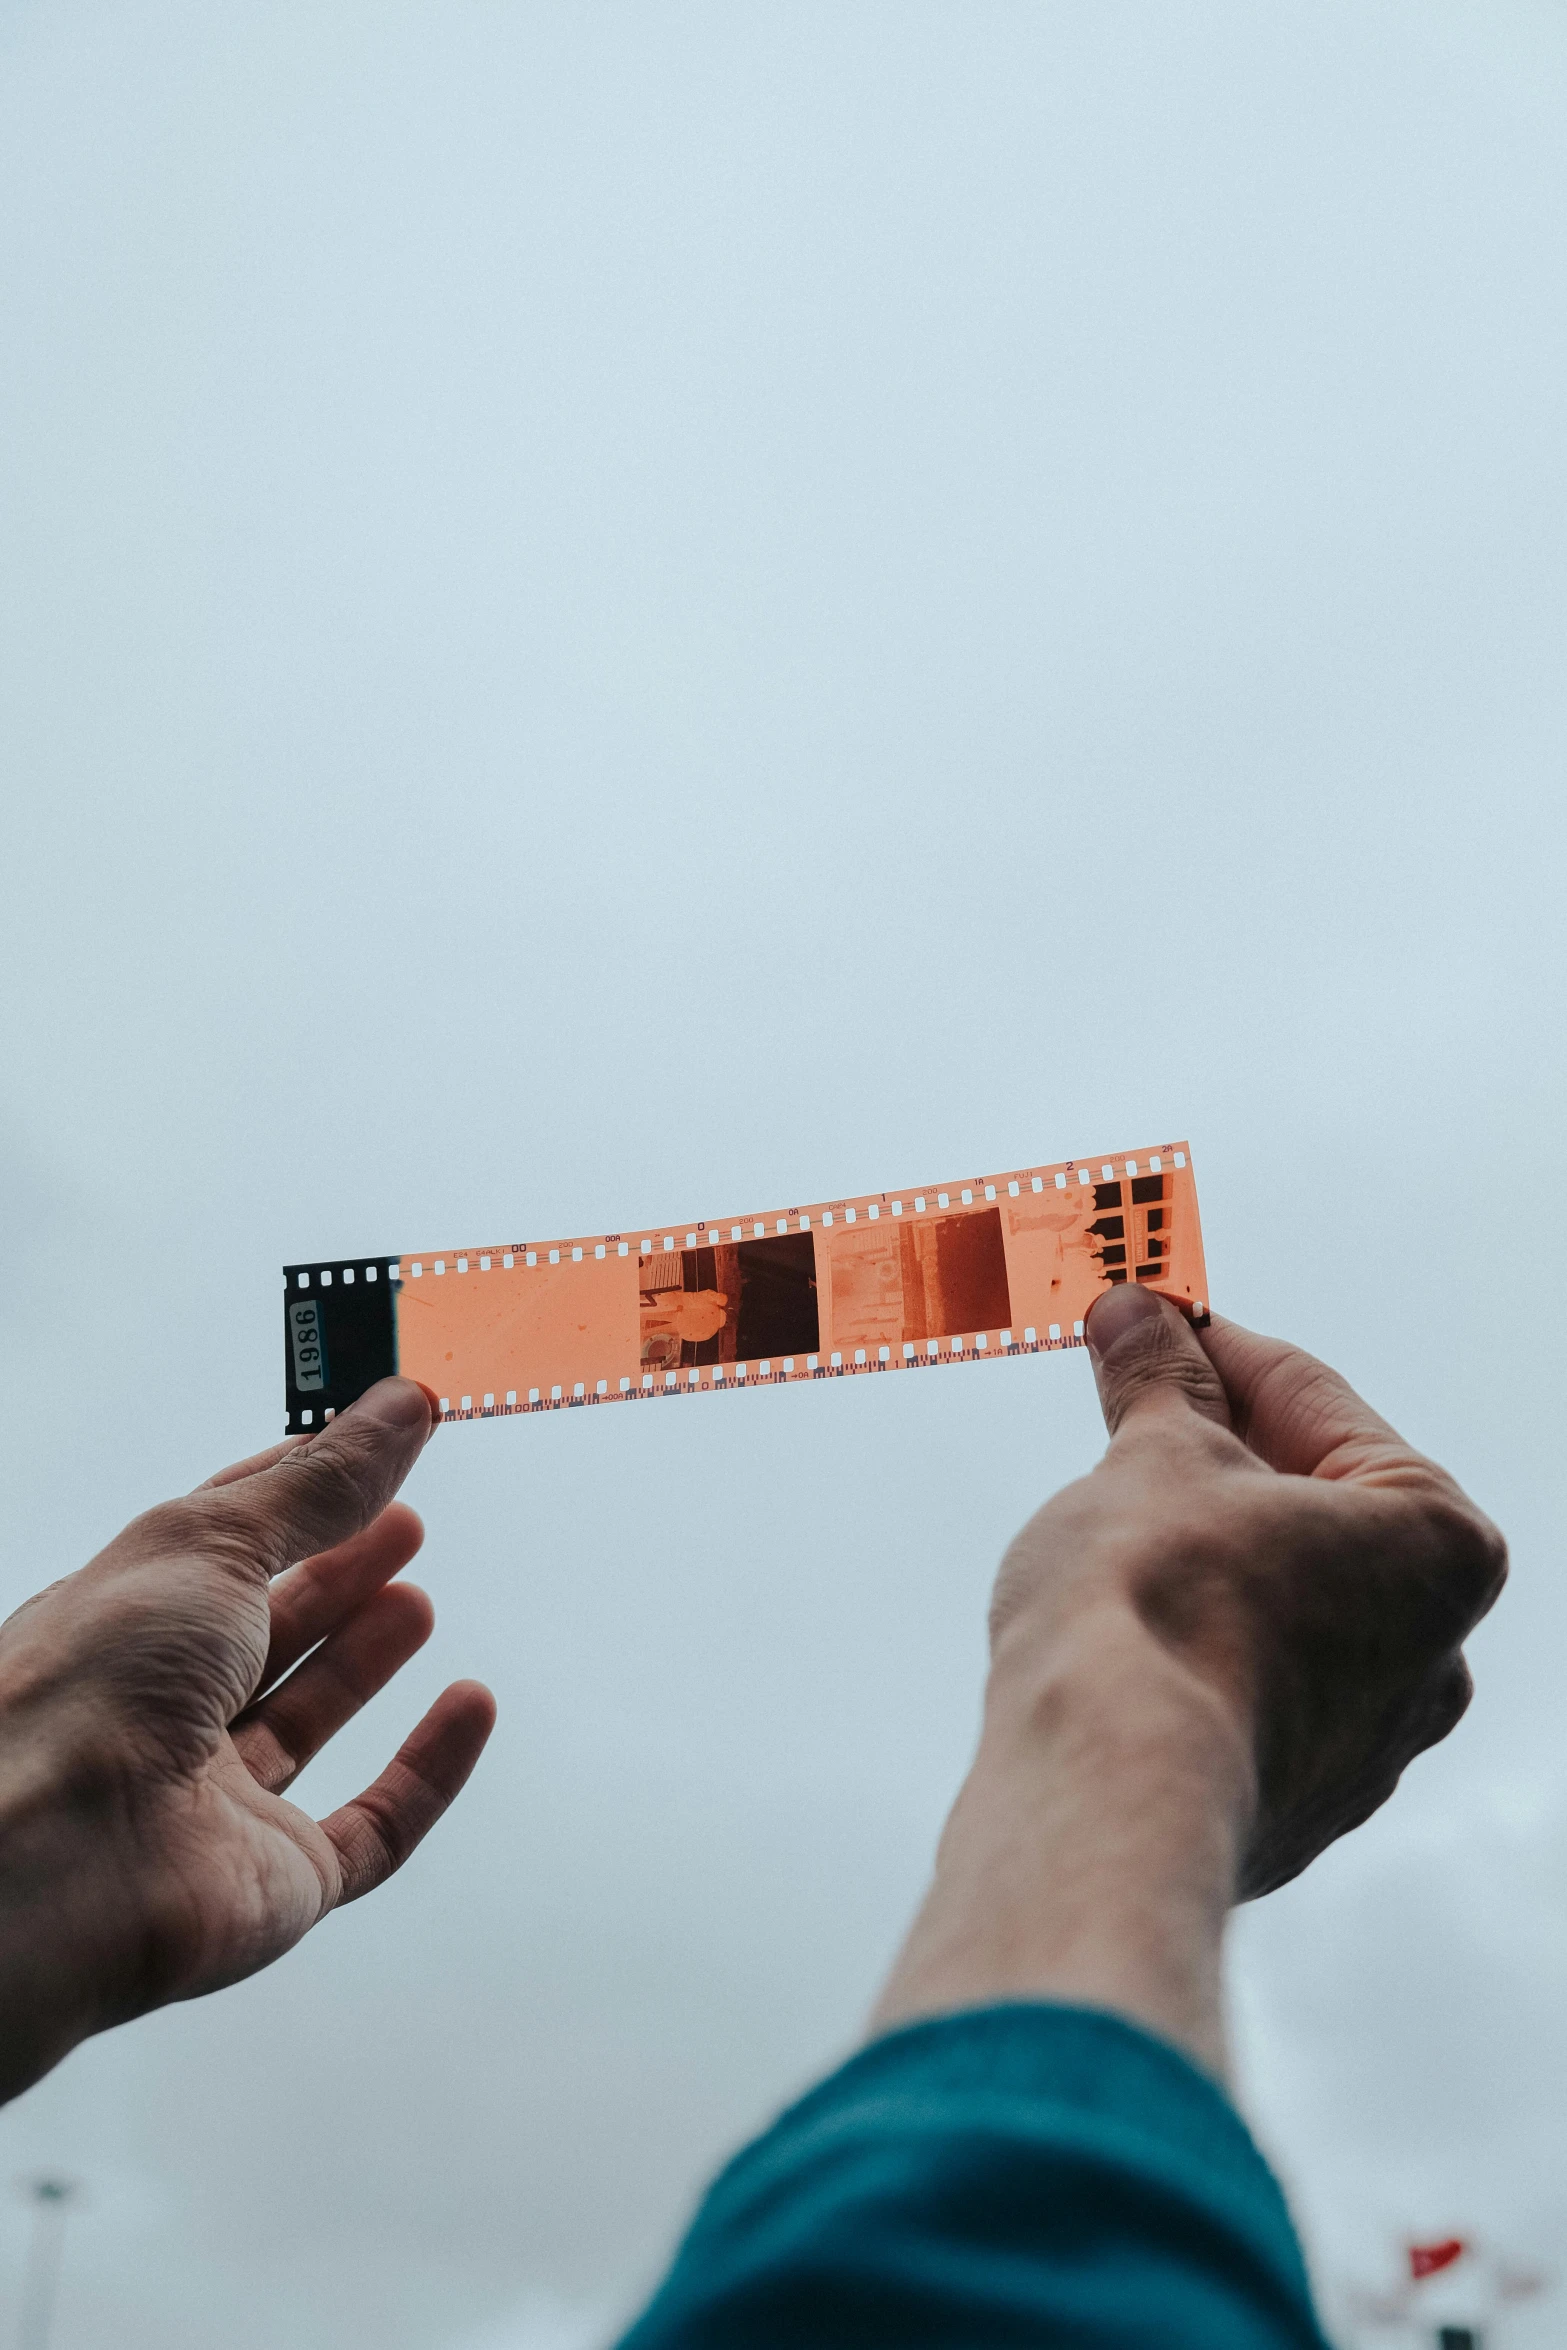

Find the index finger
[[1197, 1315, 1435, 1486], [258, 1503, 425, 1693], [200, 1379, 437, 1577]]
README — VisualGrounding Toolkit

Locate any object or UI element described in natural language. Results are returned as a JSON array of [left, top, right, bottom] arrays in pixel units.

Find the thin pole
[[17, 2180, 73, 2350]]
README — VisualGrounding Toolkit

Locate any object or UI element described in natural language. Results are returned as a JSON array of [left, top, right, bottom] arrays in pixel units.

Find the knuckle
[[119, 1495, 219, 1563], [233, 1714, 301, 1795], [1431, 1655, 1474, 1739], [1105, 1356, 1222, 1431], [1249, 1354, 1347, 1454], [1099, 1320, 1232, 1437], [1394, 1657, 1473, 1767], [224, 1442, 373, 1570], [287, 1442, 369, 1526], [1417, 1493, 1509, 1621], [333, 1786, 416, 1902]]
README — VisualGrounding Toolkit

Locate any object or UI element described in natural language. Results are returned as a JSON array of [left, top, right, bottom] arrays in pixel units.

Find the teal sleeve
[[615, 2003, 1331, 2349]]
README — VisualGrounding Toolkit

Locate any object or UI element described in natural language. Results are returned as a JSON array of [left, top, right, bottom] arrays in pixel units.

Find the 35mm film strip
[[283, 1143, 1208, 1433]]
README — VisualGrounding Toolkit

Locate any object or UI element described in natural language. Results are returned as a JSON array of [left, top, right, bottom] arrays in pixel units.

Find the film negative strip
[[283, 1142, 1207, 1432]]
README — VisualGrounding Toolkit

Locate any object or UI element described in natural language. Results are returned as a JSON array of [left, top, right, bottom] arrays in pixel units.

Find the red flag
[[1409, 2239, 1466, 2282]]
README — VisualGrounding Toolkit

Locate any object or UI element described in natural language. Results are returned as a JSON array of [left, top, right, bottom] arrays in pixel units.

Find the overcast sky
[[2, 3, 1566, 2344]]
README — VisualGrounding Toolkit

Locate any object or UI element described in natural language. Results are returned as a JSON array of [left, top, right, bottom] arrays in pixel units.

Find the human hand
[[997, 1285, 1507, 1897], [873, 1289, 1505, 2066], [0, 1380, 494, 2104]]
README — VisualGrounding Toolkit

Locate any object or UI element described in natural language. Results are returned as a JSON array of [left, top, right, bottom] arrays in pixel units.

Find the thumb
[[202, 1378, 437, 1576], [1084, 1285, 1233, 1439]]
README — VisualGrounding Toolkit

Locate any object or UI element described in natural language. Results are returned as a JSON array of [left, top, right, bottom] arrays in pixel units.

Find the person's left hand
[[0, 1379, 494, 2104]]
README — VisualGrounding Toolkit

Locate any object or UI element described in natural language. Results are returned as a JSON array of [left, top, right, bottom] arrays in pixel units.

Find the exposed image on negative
[[826, 1206, 1013, 1353], [639, 1231, 820, 1369], [1082, 1170, 1175, 1287]]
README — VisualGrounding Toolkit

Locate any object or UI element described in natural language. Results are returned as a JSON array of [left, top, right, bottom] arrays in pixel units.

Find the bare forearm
[[870, 1606, 1255, 2080]]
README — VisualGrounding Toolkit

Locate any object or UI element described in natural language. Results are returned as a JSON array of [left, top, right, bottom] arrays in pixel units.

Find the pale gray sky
[[1, 3, 1565, 2344]]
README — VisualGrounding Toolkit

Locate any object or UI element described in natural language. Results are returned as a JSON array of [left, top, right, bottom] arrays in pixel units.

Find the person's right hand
[[0, 1379, 494, 2105], [993, 1285, 1509, 1898], [875, 1288, 1507, 2067]]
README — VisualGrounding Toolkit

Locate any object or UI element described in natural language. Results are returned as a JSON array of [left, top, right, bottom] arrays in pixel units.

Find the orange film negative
[[283, 1143, 1208, 1432]]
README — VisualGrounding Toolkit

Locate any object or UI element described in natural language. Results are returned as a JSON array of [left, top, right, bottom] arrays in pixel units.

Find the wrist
[[871, 1602, 1256, 2076], [983, 1594, 1256, 1804], [0, 1702, 132, 2102]]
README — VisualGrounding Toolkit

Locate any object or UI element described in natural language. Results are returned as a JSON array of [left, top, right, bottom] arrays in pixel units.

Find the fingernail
[[348, 1377, 435, 1431], [1084, 1283, 1168, 1358]]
